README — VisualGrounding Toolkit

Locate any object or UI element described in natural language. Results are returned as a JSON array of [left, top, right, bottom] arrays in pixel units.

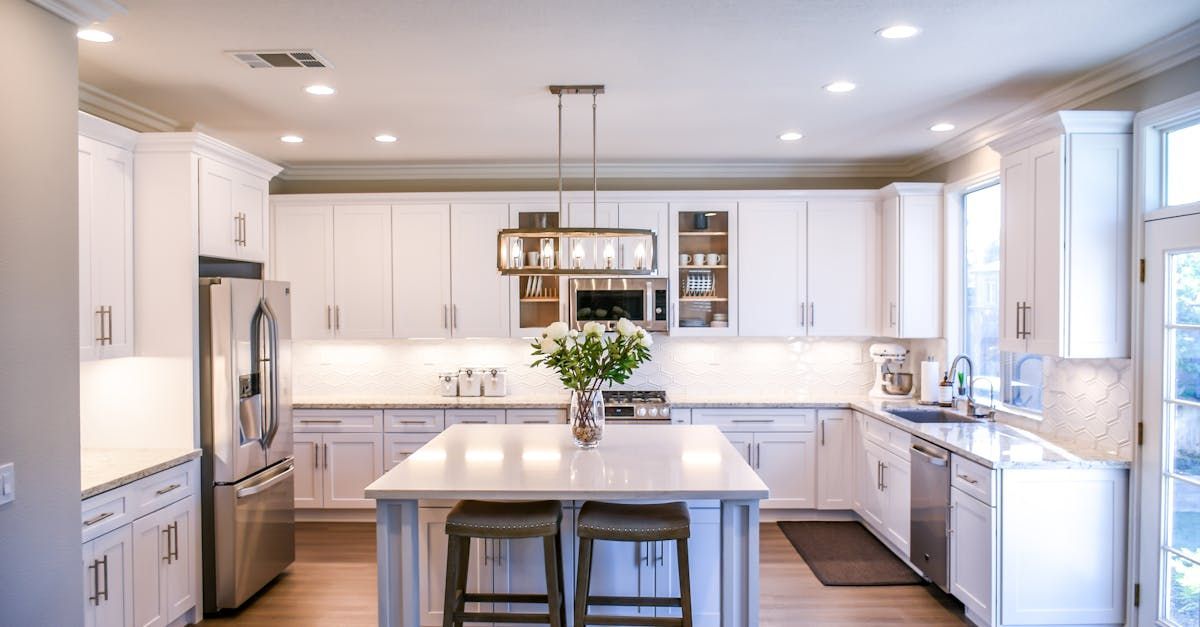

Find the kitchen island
[[366, 424, 769, 627]]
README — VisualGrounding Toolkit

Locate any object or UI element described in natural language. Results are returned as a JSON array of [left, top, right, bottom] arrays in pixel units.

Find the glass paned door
[[1143, 212, 1200, 626]]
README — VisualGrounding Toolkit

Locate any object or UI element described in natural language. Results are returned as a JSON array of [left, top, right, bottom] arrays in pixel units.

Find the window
[[961, 182, 1043, 413], [1165, 119, 1200, 207]]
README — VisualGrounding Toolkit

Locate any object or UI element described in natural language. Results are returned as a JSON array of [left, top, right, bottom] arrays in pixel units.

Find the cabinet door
[[234, 174, 269, 262], [816, 410, 853, 510], [333, 205, 393, 338], [654, 507, 721, 626], [384, 433, 438, 471], [446, 409, 505, 426], [322, 433, 384, 509], [493, 508, 576, 621], [272, 205, 335, 340], [450, 204, 511, 337], [88, 525, 134, 627], [721, 431, 754, 466], [860, 442, 887, 531], [198, 158, 238, 260], [1026, 136, 1064, 356], [999, 148, 1032, 353], [91, 139, 135, 358], [505, 409, 566, 424], [879, 197, 900, 337], [738, 202, 806, 336], [807, 199, 878, 337], [418, 507, 490, 626], [78, 140, 98, 360], [619, 203, 670, 277], [393, 204, 452, 338], [896, 195, 942, 338], [584, 538, 656, 620], [293, 433, 323, 508], [160, 497, 196, 622], [756, 432, 816, 509], [950, 487, 993, 623], [882, 451, 911, 557], [131, 512, 167, 627]]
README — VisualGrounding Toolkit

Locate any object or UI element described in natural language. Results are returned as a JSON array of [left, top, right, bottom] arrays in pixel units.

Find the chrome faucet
[[948, 354, 994, 420]]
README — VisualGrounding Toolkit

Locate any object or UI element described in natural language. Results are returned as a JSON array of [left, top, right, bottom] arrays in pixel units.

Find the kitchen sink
[[887, 408, 980, 424]]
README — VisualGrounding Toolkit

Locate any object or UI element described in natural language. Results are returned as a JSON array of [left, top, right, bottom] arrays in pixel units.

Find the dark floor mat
[[777, 521, 924, 586]]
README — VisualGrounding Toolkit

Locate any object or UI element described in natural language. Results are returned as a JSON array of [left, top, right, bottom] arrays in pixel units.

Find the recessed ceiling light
[[877, 24, 921, 39], [280, 135, 304, 143], [929, 122, 956, 132], [304, 84, 335, 96], [374, 134, 398, 143], [778, 131, 803, 142], [823, 81, 857, 93], [77, 29, 114, 43]]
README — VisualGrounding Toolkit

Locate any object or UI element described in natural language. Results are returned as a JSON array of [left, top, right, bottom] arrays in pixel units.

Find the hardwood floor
[[204, 522, 966, 626]]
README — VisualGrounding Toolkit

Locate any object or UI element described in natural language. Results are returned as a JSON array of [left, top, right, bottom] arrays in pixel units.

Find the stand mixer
[[869, 343, 913, 399]]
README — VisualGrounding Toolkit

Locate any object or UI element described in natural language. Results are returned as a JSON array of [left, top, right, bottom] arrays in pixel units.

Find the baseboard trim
[[758, 509, 856, 523]]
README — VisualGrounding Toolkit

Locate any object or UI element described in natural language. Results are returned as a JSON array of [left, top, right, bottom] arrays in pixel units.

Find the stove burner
[[601, 390, 671, 420]]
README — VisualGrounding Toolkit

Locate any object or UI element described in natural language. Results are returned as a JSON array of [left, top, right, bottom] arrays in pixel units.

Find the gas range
[[601, 390, 673, 423]]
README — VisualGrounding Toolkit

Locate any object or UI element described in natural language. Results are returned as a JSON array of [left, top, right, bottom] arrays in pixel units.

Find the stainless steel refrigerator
[[199, 278, 295, 612]]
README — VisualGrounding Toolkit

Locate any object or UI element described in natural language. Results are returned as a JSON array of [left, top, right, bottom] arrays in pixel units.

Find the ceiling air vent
[[227, 50, 333, 69]]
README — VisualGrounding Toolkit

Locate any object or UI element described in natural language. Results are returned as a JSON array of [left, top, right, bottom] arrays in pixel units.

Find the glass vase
[[569, 390, 604, 449]]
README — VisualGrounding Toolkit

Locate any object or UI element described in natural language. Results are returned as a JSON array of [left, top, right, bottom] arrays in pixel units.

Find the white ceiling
[[78, 0, 1200, 172]]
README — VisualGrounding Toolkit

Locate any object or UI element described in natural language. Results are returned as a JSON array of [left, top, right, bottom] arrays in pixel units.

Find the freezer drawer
[[211, 459, 295, 610]]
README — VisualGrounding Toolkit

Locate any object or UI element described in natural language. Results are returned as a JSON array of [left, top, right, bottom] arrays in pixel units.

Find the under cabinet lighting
[[877, 24, 921, 39], [823, 81, 857, 93], [280, 135, 304, 143], [929, 122, 956, 132], [77, 29, 114, 43], [304, 84, 336, 96], [778, 131, 803, 142]]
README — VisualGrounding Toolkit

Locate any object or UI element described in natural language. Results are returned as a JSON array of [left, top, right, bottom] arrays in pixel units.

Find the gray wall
[[0, 2, 83, 625]]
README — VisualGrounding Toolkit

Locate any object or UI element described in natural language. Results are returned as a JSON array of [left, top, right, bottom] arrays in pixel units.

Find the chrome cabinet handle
[[334, 306, 341, 331], [731, 419, 774, 424], [323, 443, 329, 468], [162, 526, 173, 563], [523, 420, 550, 424], [1021, 302, 1031, 339], [327, 305, 332, 330], [459, 420, 490, 424], [169, 522, 179, 562], [155, 483, 181, 496], [876, 461, 883, 491], [443, 305, 449, 329], [800, 302, 806, 327], [880, 462, 888, 490], [820, 420, 826, 446], [95, 308, 105, 344], [83, 511, 114, 527], [300, 419, 343, 424], [452, 305, 458, 330], [889, 302, 896, 327], [956, 473, 979, 485], [87, 559, 101, 606], [98, 556, 109, 604], [397, 420, 428, 425], [809, 302, 815, 328], [755, 443, 761, 469], [313, 442, 319, 468]]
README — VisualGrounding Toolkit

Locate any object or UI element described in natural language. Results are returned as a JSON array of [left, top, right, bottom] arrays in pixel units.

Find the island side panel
[[720, 498, 760, 627], [377, 499, 420, 627]]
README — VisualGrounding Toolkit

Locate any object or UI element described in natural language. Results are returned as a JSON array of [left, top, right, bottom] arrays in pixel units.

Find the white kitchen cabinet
[[271, 205, 335, 340], [199, 157, 269, 262], [878, 184, 941, 339], [131, 497, 195, 627], [860, 438, 909, 556], [816, 409, 853, 509], [989, 111, 1132, 358], [293, 431, 383, 509], [451, 204, 511, 338], [738, 202, 806, 336], [292, 432, 323, 508], [384, 433, 438, 471], [83, 525, 134, 627], [653, 508, 721, 626], [722, 432, 754, 466], [671, 203, 738, 336], [568, 202, 619, 271], [493, 508, 577, 620], [579, 534, 654, 621], [950, 485, 994, 624], [418, 507, 490, 626], [333, 205, 394, 338], [755, 432, 817, 509], [393, 204, 453, 338], [807, 198, 878, 337], [505, 409, 566, 424], [618, 203, 670, 278], [859, 440, 888, 530], [509, 203, 569, 337], [446, 409, 505, 426], [78, 126, 135, 361]]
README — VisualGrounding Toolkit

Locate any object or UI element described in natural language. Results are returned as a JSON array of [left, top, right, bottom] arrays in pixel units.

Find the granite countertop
[[81, 448, 202, 500], [294, 395, 572, 410], [366, 424, 768, 501]]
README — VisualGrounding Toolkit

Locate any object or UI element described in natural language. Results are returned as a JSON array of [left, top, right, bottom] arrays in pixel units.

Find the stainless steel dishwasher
[[910, 438, 951, 591]]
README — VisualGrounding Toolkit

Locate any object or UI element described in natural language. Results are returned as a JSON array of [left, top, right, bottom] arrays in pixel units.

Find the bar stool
[[442, 499, 566, 627], [574, 501, 693, 627]]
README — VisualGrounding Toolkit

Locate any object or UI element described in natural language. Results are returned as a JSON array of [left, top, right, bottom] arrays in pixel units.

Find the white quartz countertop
[[81, 448, 201, 500], [365, 424, 769, 501], [294, 395, 571, 409]]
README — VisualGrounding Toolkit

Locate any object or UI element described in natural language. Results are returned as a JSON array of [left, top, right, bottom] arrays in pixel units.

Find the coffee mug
[[679, 254, 692, 266], [706, 253, 721, 265], [693, 254, 706, 265], [526, 251, 540, 266]]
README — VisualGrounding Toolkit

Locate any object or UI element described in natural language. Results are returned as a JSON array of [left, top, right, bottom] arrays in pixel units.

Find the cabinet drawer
[[294, 409, 383, 432], [132, 460, 196, 517], [445, 409, 504, 426], [862, 414, 911, 457], [385, 409, 445, 433], [951, 454, 995, 506], [385, 433, 439, 470], [82, 486, 132, 543], [691, 409, 815, 431], [505, 409, 566, 424]]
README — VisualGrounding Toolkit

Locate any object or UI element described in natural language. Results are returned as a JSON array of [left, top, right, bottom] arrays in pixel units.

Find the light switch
[[0, 463, 14, 506]]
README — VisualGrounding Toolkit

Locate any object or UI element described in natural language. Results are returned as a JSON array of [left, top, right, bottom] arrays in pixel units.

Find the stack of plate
[[680, 318, 708, 327]]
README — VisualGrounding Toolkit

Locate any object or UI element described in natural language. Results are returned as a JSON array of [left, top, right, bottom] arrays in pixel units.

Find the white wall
[[80, 357, 195, 449], [0, 2, 85, 625]]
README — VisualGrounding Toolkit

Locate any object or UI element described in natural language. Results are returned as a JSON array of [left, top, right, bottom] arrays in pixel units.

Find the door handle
[[452, 305, 458, 330], [889, 302, 896, 327], [236, 464, 295, 499], [1021, 302, 1031, 339], [755, 443, 761, 469], [443, 305, 449, 330], [809, 302, 815, 328], [95, 308, 105, 344], [880, 462, 888, 490], [162, 526, 173, 563], [800, 302, 806, 327], [956, 473, 979, 485], [820, 420, 825, 446], [170, 522, 179, 562], [313, 442, 319, 468], [640, 542, 649, 566], [155, 483, 181, 496], [327, 305, 332, 330], [656, 541, 664, 565], [87, 559, 101, 606], [334, 306, 341, 331], [83, 511, 114, 527], [876, 461, 883, 491], [324, 443, 330, 468]]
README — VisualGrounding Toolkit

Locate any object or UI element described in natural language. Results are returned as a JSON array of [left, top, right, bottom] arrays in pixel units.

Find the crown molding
[[903, 19, 1200, 176], [137, 133, 282, 180], [79, 82, 178, 132], [28, 0, 124, 26], [987, 110, 1134, 155], [277, 159, 912, 182], [78, 111, 138, 150], [269, 188, 883, 207]]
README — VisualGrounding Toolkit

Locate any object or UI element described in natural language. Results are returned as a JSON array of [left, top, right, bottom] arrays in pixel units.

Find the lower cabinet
[[716, 430, 816, 508], [294, 432, 383, 509], [83, 525, 134, 627], [950, 485, 995, 624], [131, 497, 195, 627], [816, 409, 852, 509], [860, 439, 910, 557]]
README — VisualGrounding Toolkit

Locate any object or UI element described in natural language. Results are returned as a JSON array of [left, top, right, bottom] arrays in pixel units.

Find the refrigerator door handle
[[261, 298, 281, 448], [236, 463, 295, 499]]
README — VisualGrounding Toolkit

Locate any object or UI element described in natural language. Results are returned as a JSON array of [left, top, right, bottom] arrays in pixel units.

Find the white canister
[[483, 367, 508, 397], [438, 372, 459, 397], [458, 368, 483, 397]]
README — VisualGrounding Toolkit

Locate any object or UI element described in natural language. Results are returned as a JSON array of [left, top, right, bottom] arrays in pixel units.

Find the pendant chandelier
[[497, 85, 657, 276]]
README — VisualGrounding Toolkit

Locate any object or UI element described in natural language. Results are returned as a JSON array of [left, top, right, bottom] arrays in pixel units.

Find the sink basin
[[887, 408, 980, 424]]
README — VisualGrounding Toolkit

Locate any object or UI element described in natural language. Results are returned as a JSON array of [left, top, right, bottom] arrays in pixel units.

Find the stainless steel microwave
[[569, 278, 668, 333]]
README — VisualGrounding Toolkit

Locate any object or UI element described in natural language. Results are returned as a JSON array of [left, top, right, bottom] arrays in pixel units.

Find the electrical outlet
[[0, 463, 14, 506]]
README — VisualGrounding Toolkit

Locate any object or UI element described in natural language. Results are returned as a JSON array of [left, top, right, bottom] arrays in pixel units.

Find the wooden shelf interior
[[676, 210, 730, 326], [518, 273, 560, 329]]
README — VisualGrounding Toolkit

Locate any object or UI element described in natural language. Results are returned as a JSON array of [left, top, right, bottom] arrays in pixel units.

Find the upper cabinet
[[449, 204, 511, 338], [672, 203, 738, 336], [393, 204, 453, 339], [989, 111, 1133, 358], [878, 183, 942, 339], [198, 159, 270, 262], [79, 114, 136, 361]]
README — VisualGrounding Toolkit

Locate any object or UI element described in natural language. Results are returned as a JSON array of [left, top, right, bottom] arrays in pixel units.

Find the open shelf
[[676, 209, 732, 330], [679, 265, 728, 269], [680, 297, 728, 302], [519, 297, 560, 303], [678, 231, 728, 236]]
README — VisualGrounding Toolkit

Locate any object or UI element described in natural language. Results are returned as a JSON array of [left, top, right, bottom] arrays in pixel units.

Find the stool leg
[[543, 535, 563, 627], [442, 535, 462, 627], [574, 538, 594, 627], [453, 537, 470, 627], [555, 531, 567, 627], [676, 538, 693, 627]]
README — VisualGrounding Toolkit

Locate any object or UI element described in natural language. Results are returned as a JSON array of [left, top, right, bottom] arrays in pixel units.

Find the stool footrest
[[463, 593, 549, 604], [582, 615, 684, 627], [588, 595, 683, 608], [457, 611, 555, 624]]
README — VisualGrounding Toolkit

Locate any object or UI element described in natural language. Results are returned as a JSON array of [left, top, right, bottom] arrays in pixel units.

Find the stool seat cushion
[[445, 500, 563, 539], [576, 501, 691, 541]]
